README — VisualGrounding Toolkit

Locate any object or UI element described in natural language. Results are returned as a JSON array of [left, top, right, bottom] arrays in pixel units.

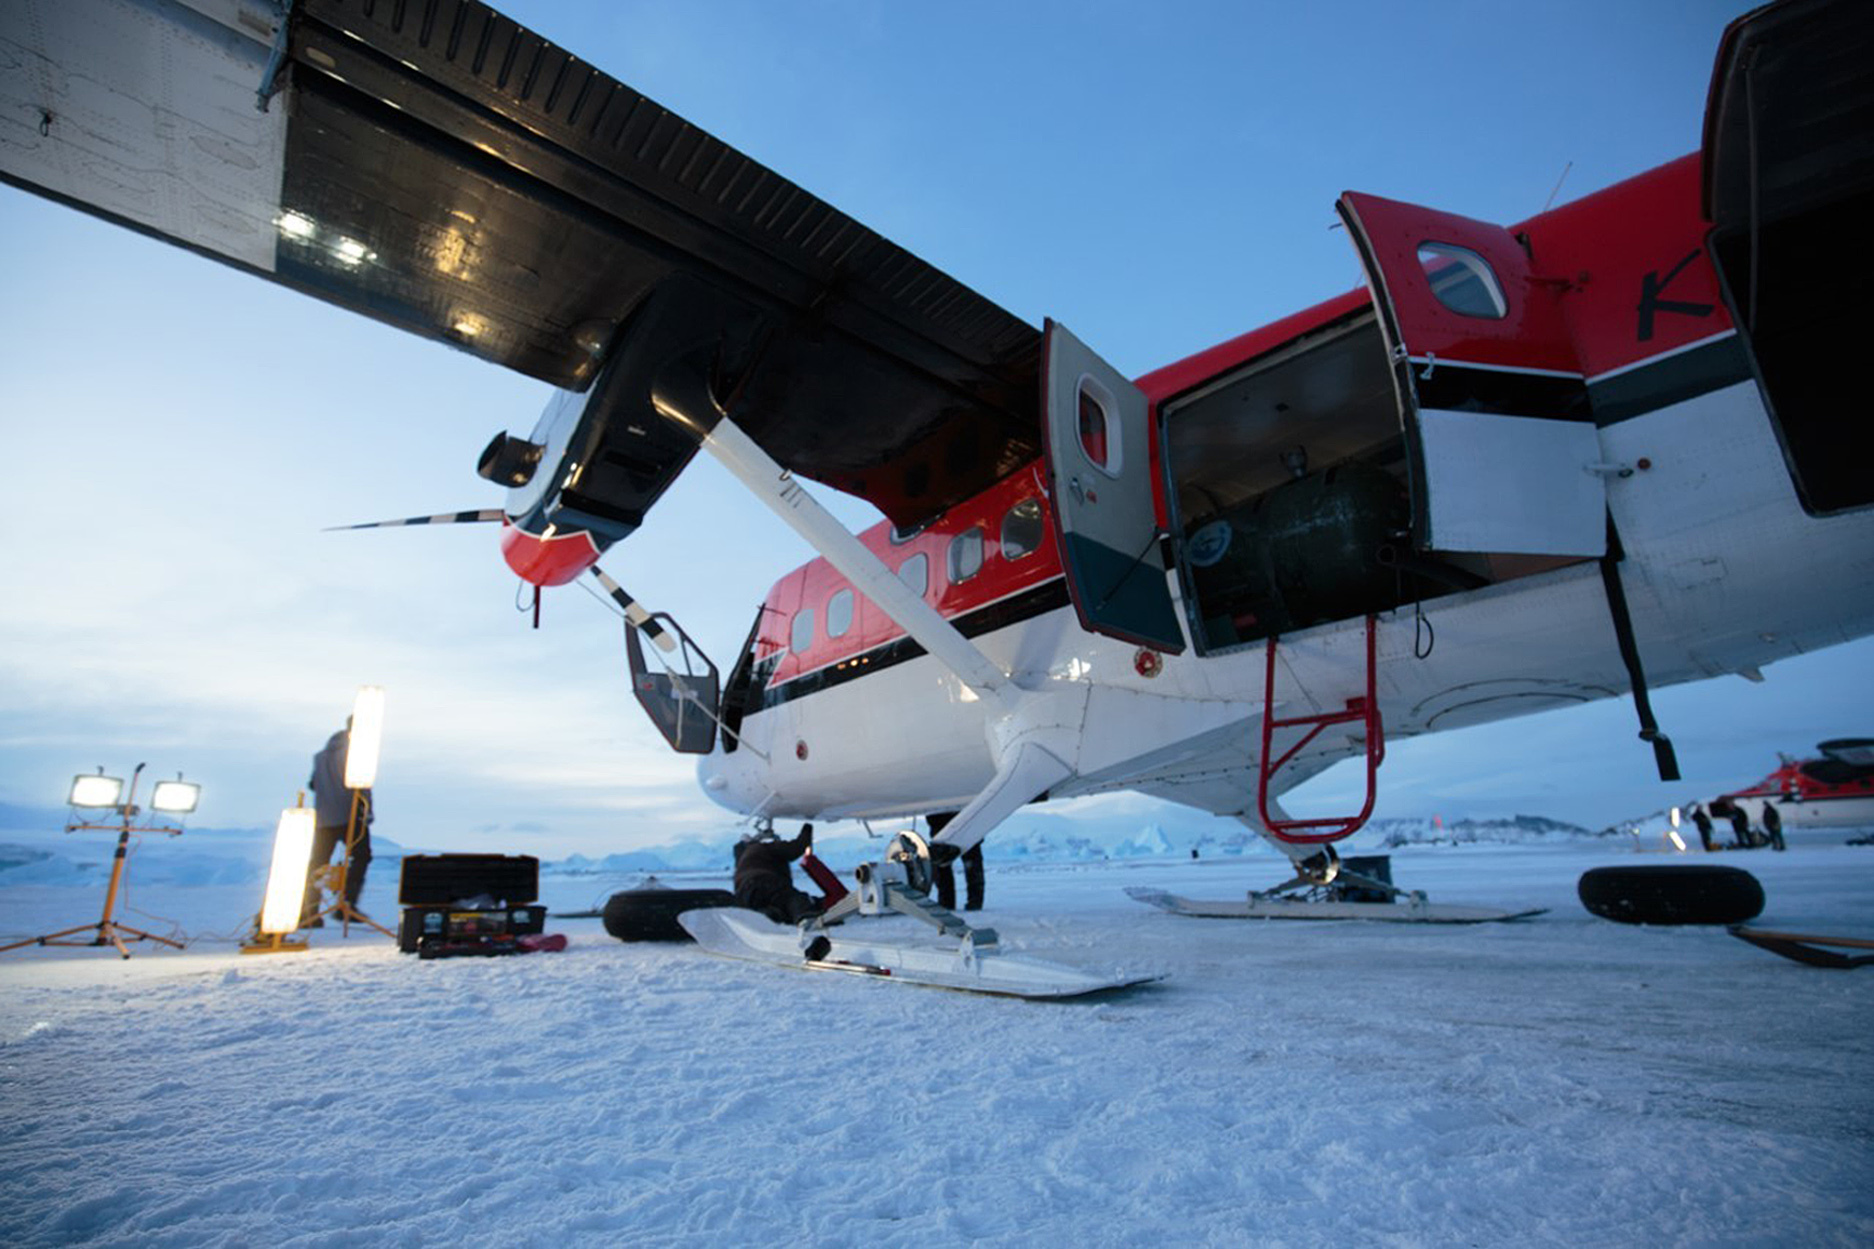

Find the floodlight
[[7, 763, 188, 960], [258, 807, 317, 936], [150, 779, 200, 814], [344, 686, 385, 789], [69, 773, 124, 809]]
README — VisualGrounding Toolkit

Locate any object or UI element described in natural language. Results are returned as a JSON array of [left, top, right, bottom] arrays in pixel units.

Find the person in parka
[[733, 824, 819, 924], [300, 718, 373, 926]]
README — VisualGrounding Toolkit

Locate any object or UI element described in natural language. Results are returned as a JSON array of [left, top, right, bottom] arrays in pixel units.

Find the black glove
[[800, 823, 814, 847]]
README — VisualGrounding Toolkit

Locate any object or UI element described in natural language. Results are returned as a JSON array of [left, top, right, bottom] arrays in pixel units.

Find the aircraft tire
[[1577, 864, 1765, 926], [602, 887, 736, 942]]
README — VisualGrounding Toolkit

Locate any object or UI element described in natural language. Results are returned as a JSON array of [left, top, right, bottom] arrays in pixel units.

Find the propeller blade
[[591, 568, 677, 653], [323, 509, 508, 532]]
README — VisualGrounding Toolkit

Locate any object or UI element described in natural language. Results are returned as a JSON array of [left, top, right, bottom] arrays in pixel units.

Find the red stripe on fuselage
[[758, 463, 1063, 686]]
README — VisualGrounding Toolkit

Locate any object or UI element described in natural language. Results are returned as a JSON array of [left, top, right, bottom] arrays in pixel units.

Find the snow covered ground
[[2, 838, 1870, 1246]]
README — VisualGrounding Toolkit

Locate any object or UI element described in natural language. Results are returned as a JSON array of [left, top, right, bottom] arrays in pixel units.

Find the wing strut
[[651, 375, 1011, 703]]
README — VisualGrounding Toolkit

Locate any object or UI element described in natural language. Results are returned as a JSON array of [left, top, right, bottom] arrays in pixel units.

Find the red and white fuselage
[[699, 153, 1874, 840]]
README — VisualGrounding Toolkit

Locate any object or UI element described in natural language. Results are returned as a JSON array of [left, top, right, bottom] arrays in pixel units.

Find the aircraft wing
[[0, 0, 1042, 527]]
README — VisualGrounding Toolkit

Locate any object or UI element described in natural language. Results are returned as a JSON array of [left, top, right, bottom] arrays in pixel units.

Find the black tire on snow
[[1577, 864, 1765, 926], [601, 888, 736, 942]]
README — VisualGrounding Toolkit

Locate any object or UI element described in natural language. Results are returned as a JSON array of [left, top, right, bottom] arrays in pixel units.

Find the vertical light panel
[[259, 807, 316, 934], [344, 685, 385, 789]]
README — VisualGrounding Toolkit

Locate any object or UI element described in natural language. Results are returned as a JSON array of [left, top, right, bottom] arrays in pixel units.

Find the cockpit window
[[1418, 242, 1507, 319], [789, 608, 815, 654]]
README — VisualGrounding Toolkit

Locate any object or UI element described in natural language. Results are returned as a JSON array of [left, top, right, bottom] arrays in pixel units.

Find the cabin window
[[826, 588, 854, 638], [888, 519, 930, 545], [789, 607, 815, 654], [1001, 498, 1043, 560], [947, 527, 985, 584], [1077, 381, 1121, 474], [897, 552, 928, 597], [1417, 242, 1506, 319]]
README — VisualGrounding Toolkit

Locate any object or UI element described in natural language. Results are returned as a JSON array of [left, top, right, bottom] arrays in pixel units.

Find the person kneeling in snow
[[733, 824, 820, 924]]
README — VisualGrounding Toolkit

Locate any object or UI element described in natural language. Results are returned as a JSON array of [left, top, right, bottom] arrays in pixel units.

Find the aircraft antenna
[[1541, 161, 1574, 212]]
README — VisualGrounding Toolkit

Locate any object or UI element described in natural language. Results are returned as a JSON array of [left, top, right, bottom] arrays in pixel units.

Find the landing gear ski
[[1127, 849, 1545, 924], [682, 832, 1160, 998]]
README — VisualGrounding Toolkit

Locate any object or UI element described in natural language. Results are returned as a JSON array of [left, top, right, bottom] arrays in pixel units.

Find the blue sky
[[4, 0, 1868, 855]]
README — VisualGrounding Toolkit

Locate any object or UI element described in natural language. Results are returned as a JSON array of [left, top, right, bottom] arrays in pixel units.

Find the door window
[[1417, 242, 1507, 319], [1078, 383, 1121, 474]]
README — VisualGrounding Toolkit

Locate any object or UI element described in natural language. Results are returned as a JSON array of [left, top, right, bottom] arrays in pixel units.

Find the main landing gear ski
[[1126, 850, 1545, 924], [681, 832, 1160, 999]]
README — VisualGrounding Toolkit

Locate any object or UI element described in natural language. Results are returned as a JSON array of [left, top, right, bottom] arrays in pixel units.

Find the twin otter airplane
[[5, 0, 1870, 987]]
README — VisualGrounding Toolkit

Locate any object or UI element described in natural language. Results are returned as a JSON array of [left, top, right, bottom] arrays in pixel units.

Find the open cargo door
[[1042, 320, 1185, 652], [1337, 193, 1604, 558], [1703, 0, 1874, 514]]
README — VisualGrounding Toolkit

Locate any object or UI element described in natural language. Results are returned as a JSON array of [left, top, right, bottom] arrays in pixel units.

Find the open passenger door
[[1042, 321, 1185, 652], [1337, 193, 1605, 558]]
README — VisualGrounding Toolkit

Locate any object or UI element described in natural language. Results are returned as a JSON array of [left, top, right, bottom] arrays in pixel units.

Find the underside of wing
[[0, 0, 1042, 527]]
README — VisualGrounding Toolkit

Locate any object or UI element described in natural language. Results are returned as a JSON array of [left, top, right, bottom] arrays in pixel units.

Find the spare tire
[[602, 887, 736, 942], [1577, 864, 1765, 926]]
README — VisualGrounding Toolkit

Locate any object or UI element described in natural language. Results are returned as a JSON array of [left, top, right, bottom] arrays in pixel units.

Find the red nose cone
[[500, 523, 602, 587]]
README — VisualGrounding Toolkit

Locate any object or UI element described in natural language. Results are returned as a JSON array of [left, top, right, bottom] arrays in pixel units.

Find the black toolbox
[[397, 854, 545, 958]]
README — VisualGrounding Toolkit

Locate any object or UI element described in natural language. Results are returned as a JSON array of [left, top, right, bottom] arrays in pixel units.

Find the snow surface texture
[[2, 841, 1870, 1246]]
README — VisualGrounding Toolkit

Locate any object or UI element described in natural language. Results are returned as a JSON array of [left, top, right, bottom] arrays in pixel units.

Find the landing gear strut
[[811, 834, 999, 959], [1252, 846, 1422, 907]]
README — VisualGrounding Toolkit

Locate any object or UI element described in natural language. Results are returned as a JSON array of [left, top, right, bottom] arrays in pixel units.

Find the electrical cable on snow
[[118, 834, 189, 945]]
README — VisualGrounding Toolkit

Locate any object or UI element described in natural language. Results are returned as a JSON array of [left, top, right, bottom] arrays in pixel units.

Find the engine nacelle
[[477, 276, 761, 588], [498, 522, 604, 587]]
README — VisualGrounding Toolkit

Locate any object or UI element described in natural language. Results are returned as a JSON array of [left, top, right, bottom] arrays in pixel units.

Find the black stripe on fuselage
[[1409, 334, 1751, 427], [1415, 363, 1589, 420], [1587, 334, 1753, 426], [755, 578, 1072, 712]]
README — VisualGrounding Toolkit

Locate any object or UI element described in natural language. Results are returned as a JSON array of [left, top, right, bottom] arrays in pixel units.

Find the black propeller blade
[[323, 509, 507, 532], [590, 568, 676, 653]]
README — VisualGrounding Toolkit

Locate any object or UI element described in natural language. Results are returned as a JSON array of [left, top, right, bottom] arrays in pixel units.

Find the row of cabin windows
[[787, 498, 1047, 654]]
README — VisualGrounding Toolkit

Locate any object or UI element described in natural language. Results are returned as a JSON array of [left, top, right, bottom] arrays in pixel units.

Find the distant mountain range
[[0, 802, 1607, 889], [538, 812, 1604, 878]]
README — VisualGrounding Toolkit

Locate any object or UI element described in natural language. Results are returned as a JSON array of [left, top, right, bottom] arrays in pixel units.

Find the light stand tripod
[[0, 764, 187, 960], [311, 786, 393, 939]]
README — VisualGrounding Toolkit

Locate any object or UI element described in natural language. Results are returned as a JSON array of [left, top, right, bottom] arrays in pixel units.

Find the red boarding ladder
[[1257, 614, 1385, 845]]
